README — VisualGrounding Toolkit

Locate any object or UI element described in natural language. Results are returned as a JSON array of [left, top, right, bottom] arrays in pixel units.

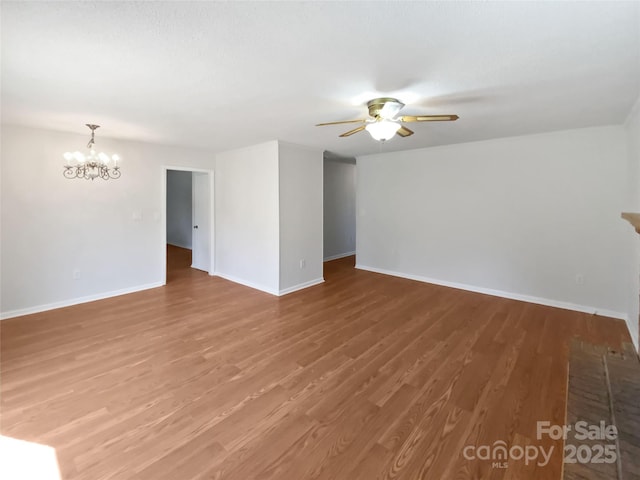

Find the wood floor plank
[[0, 246, 633, 480]]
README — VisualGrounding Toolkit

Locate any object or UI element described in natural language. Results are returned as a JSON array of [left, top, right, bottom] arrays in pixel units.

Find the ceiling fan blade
[[396, 126, 414, 137], [316, 119, 367, 127], [400, 114, 459, 122], [339, 125, 366, 137]]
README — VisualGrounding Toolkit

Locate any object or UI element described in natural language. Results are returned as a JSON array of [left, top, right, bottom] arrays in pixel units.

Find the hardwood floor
[[1, 246, 633, 480]]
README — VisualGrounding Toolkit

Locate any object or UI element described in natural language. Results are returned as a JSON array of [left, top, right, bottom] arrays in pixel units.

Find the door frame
[[162, 166, 215, 284]]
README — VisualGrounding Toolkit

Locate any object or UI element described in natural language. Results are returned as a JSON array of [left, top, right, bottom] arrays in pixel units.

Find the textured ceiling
[[2, 1, 639, 157]]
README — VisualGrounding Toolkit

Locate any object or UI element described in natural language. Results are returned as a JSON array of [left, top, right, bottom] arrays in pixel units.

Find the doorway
[[323, 154, 356, 262], [163, 167, 214, 284]]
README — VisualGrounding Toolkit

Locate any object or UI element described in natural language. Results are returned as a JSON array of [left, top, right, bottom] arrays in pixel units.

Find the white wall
[[624, 98, 640, 350], [166, 170, 192, 249], [0, 124, 213, 318], [279, 142, 324, 293], [1, 131, 324, 317], [214, 141, 280, 294], [357, 126, 630, 319], [323, 159, 356, 260]]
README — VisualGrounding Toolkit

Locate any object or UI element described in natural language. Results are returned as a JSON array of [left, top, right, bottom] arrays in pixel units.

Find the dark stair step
[[563, 340, 640, 480]]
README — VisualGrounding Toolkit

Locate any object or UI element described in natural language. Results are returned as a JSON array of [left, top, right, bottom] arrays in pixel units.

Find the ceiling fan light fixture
[[365, 120, 401, 141], [316, 97, 458, 139]]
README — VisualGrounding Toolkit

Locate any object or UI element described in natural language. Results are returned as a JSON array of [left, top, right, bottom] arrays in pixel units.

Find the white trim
[[164, 165, 212, 174], [214, 272, 279, 296], [213, 273, 324, 297], [278, 278, 325, 296], [0, 282, 164, 320], [324, 251, 356, 262], [355, 264, 628, 321]]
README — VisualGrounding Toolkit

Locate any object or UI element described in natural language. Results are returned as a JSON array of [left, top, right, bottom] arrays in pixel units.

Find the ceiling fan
[[316, 97, 459, 141]]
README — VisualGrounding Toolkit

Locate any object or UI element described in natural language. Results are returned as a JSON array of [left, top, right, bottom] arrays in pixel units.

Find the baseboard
[[0, 281, 165, 320], [213, 272, 279, 296], [323, 251, 356, 262], [355, 264, 628, 321], [625, 323, 639, 352], [278, 278, 325, 296], [214, 272, 325, 297]]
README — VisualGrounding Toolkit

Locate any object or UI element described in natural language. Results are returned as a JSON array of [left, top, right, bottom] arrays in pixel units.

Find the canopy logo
[[463, 440, 553, 469], [463, 421, 618, 469]]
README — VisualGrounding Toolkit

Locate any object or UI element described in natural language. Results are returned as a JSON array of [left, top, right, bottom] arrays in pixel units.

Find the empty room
[[1, 2, 640, 479]]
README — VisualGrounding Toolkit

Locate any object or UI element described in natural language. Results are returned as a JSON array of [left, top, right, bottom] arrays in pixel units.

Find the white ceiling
[[2, 1, 639, 158]]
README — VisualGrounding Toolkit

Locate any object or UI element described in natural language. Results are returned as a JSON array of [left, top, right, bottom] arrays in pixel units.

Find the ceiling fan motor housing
[[367, 97, 405, 119]]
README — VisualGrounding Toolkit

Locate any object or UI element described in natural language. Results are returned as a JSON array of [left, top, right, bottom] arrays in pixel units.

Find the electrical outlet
[[575, 274, 584, 285], [299, 259, 306, 269], [73, 269, 81, 280]]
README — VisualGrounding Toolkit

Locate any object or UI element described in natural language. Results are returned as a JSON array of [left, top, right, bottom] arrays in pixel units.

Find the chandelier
[[63, 124, 121, 180]]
